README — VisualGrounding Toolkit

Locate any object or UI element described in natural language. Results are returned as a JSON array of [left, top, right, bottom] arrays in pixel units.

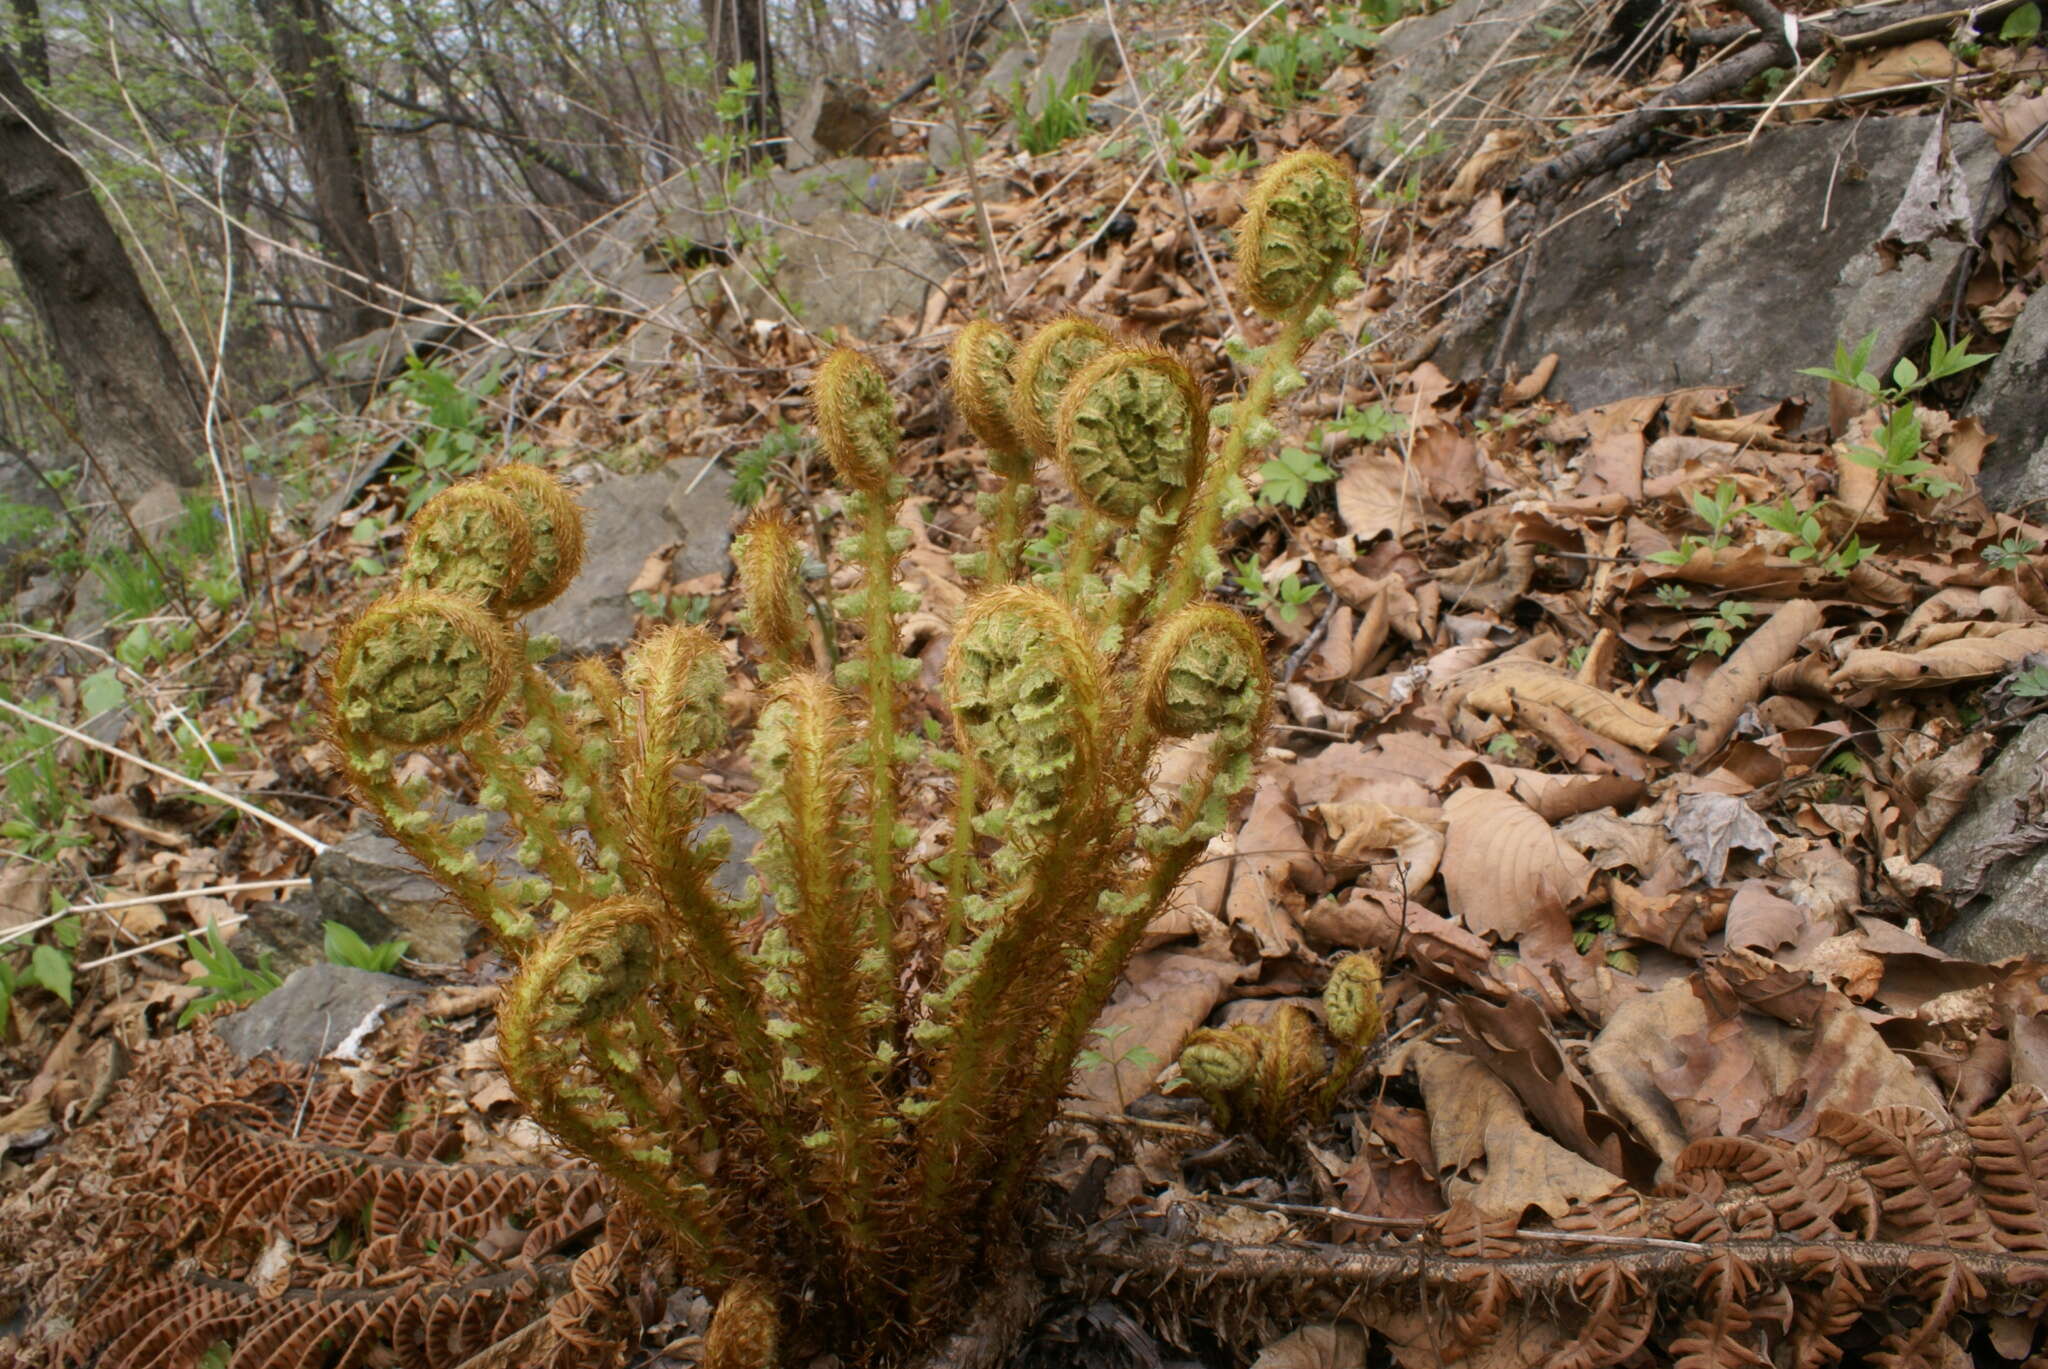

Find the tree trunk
[[701, 0, 783, 159], [0, 49, 203, 499], [254, 0, 405, 343]]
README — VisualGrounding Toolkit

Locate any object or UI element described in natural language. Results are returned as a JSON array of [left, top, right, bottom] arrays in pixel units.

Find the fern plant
[[322, 149, 1363, 1366]]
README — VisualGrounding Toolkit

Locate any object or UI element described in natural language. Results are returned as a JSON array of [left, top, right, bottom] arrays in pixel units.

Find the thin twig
[[0, 696, 328, 853]]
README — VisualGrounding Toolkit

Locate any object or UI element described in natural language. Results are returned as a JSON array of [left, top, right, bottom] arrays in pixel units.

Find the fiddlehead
[[734, 507, 808, 677], [498, 896, 733, 1274], [1054, 347, 1207, 527], [1179, 1025, 1260, 1132], [331, 590, 518, 748], [1235, 148, 1361, 322], [481, 463, 586, 615], [1011, 316, 1113, 464], [951, 321, 1033, 587], [814, 346, 900, 495], [943, 586, 1105, 841], [399, 483, 534, 612]]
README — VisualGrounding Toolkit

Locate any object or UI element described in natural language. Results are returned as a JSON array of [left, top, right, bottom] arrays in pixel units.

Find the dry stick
[[0, 696, 329, 854], [0, 879, 311, 951], [75, 914, 248, 971]]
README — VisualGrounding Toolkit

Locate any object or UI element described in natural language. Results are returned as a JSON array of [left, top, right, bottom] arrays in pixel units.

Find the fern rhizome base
[[322, 151, 1362, 1366]]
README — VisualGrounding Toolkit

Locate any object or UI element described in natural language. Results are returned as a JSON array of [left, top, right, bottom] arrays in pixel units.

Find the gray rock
[[234, 887, 397, 977], [12, 572, 65, 622], [927, 121, 981, 173], [977, 47, 1033, 109], [1030, 21, 1119, 118], [719, 209, 962, 340], [215, 963, 424, 1064], [696, 811, 763, 900], [787, 79, 896, 169], [125, 481, 186, 549], [1966, 289, 2048, 511], [1929, 716, 2048, 962], [1340, 0, 1596, 170], [1440, 116, 2003, 414], [312, 813, 528, 964], [521, 461, 735, 655], [0, 448, 62, 577], [324, 315, 459, 387]]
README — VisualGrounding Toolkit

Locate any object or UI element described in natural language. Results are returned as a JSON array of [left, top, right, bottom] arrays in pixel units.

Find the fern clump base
[[323, 150, 1365, 1365]]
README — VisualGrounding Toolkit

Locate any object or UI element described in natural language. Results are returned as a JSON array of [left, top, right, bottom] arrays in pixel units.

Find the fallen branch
[[1514, 0, 2029, 201]]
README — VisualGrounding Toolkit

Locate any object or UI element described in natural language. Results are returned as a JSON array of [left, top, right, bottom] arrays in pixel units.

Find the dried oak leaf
[[1446, 659, 1672, 752], [1831, 624, 2048, 691], [1688, 599, 1822, 759]]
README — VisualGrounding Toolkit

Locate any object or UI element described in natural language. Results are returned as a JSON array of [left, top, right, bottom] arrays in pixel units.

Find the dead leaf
[[1070, 950, 1246, 1113], [1335, 447, 1446, 542], [1666, 791, 1778, 886], [1979, 88, 2048, 214], [1251, 1323, 1368, 1369], [1687, 599, 1822, 758], [1408, 1043, 1625, 1219], [1313, 800, 1445, 892], [1448, 658, 1672, 751], [1441, 787, 1594, 950], [1223, 780, 1317, 959], [1832, 624, 2048, 690]]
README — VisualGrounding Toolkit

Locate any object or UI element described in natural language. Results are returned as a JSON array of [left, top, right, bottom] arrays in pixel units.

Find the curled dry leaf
[[1441, 787, 1594, 945], [1313, 800, 1445, 892], [1250, 1323, 1369, 1369], [1446, 659, 1672, 752], [1831, 624, 2048, 691], [1688, 599, 1822, 759], [1897, 731, 1997, 860]]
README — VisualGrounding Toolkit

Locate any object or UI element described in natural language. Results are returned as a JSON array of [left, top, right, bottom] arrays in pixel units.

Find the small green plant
[[1486, 732, 1522, 759], [1233, 556, 1322, 621], [730, 421, 812, 507], [1800, 327, 1994, 507], [0, 694, 96, 857], [1654, 583, 1691, 609], [1256, 445, 1335, 508], [1572, 907, 1616, 955], [177, 918, 284, 1027], [1650, 480, 1745, 566], [631, 590, 712, 624], [1982, 534, 2042, 572], [2014, 666, 2048, 700], [1690, 600, 1754, 658], [2000, 1, 2042, 40], [1014, 52, 1097, 155], [387, 358, 502, 511], [88, 546, 170, 620], [1751, 498, 1869, 575], [323, 920, 410, 972], [322, 149, 1363, 1364], [0, 917, 77, 1034]]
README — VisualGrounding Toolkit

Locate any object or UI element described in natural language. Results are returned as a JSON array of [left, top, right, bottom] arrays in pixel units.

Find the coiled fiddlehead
[[1012, 317, 1113, 464], [1180, 1025, 1260, 1132], [734, 508, 807, 678], [814, 347, 900, 494], [498, 897, 733, 1273], [944, 586, 1105, 840], [482, 464, 586, 615], [1054, 348, 1208, 527], [331, 590, 518, 747], [1236, 149, 1361, 321], [951, 320, 1029, 477], [400, 484, 534, 612]]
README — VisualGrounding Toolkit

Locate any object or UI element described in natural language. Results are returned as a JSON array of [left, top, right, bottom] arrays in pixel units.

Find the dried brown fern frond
[[1052, 1092, 2048, 1369], [29, 1033, 635, 1369]]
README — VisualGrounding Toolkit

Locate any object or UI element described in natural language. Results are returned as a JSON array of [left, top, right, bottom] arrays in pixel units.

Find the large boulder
[[521, 460, 735, 656], [1928, 716, 2048, 962], [787, 80, 896, 168], [215, 963, 424, 1064], [717, 209, 963, 339], [1029, 21, 1119, 118], [1441, 115, 2004, 413], [310, 810, 531, 964], [1966, 289, 2048, 510], [1341, 0, 1596, 169]]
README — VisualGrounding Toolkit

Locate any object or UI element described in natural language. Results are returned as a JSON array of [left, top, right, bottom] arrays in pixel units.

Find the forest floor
[[5, 1, 2048, 1366]]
